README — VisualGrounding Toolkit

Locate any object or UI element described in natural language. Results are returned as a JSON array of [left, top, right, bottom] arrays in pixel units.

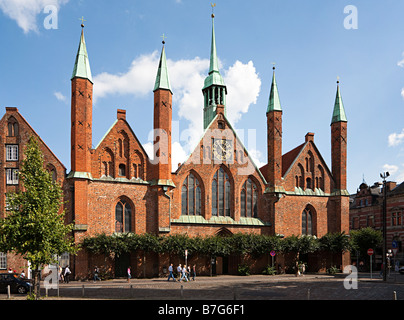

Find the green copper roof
[[203, 16, 226, 90], [331, 82, 348, 124], [267, 68, 282, 112], [153, 44, 172, 94], [71, 28, 92, 83]]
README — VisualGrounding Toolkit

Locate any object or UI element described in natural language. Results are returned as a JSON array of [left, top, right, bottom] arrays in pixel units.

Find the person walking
[[176, 264, 182, 281], [191, 265, 196, 281], [167, 263, 176, 281], [93, 266, 101, 282], [59, 265, 64, 283], [180, 265, 189, 282], [127, 266, 131, 283], [64, 265, 71, 283]]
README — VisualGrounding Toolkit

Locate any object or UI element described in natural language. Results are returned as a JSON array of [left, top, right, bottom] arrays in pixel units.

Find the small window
[[0, 252, 6, 270], [7, 118, 19, 137], [119, 164, 126, 177], [6, 145, 18, 161], [6, 169, 19, 185]]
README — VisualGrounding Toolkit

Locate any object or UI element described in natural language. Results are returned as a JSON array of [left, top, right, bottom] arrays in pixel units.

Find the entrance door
[[115, 253, 130, 278]]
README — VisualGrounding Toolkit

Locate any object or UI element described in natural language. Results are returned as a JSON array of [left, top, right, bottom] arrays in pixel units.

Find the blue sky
[[1, 0, 404, 193]]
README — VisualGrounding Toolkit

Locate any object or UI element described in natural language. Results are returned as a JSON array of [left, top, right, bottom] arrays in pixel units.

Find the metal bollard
[[7, 285, 10, 299], [394, 291, 397, 300], [307, 288, 310, 300], [130, 285, 133, 298], [82, 284, 85, 298], [180, 285, 184, 299]]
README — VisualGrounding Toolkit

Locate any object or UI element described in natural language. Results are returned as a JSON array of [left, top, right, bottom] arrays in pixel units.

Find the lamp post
[[380, 172, 390, 282]]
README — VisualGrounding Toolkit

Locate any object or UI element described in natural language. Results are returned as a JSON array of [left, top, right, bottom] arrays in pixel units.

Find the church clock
[[212, 139, 232, 162]]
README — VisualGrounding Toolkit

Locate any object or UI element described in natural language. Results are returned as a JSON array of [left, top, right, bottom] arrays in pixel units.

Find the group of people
[[58, 265, 71, 283], [167, 263, 196, 282]]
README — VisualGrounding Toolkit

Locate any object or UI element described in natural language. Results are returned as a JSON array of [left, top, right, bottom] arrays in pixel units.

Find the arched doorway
[[214, 228, 234, 275]]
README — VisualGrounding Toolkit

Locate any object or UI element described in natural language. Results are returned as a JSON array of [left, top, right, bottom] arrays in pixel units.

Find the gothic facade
[[0, 15, 350, 278]]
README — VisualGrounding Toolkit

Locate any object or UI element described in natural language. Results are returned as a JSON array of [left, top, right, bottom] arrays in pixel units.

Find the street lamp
[[387, 249, 393, 278], [380, 172, 390, 282]]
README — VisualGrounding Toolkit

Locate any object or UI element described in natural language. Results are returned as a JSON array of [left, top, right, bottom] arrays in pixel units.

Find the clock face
[[212, 139, 232, 161]]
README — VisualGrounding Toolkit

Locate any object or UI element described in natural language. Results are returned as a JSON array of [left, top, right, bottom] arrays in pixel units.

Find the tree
[[319, 232, 350, 268], [349, 227, 382, 263], [282, 235, 320, 276], [0, 137, 77, 299]]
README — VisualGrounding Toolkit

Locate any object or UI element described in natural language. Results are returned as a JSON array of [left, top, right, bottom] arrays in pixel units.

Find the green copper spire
[[331, 81, 348, 124], [153, 41, 172, 94], [72, 26, 92, 83], [203, 14, 226, 90], [267, 67, 282, 113], [202, 12, 227, 129]]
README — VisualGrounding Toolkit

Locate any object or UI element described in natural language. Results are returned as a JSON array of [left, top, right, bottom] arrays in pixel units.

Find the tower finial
[[272, 62, 276, 71], [79, 16, 86, 28], [211, 3, 216, 18], [161, 33, 167, 45]]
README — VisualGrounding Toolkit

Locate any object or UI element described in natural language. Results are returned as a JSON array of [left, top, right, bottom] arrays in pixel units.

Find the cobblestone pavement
[[2, 272, 404, 301]]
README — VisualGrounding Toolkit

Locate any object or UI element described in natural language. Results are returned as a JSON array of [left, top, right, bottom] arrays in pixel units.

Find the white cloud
[[0, 0, 69, 33], [383, 164, 404, 183], [54, 91, 66, 102], [246, 148, 265, 169], [224, 60, 261, 125], [388, 129, 404, 147], [383, 164, 399, 175], [398, 53, 404, 68], [93, 51, 160, 103]]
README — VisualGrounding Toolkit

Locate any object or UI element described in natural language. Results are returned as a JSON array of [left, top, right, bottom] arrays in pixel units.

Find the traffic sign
[[392, 241, 398, 249], [367, 248, 374, 256], [270, 250, 276, 257]]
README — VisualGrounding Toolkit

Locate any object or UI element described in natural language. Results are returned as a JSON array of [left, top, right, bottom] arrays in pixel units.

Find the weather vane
[[79, 16, 86, 28], [211, 3, 216, 18], [272, 62, 276, 70], [161, 33, 167, 45]]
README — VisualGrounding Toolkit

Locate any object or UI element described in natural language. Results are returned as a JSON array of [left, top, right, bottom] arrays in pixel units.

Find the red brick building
[[350, 180, 404, 266], [1, 15, 350, 278]]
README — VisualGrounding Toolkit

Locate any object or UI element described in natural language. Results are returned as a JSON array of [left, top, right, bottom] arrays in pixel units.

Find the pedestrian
[[127, 266, 131, 283], [176, 264, 182, 281], [167, 263, 176, 281], [180, 265, 189, 282], [191, 265, 196, 281], [20, 270, 25, 279], [94, 266, 101, 282], [59, 265, 64, 283], [64, 265, 71, 283], [8, 268, 12, 273]]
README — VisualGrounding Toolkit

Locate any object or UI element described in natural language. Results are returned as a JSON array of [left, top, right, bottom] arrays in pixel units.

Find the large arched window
[[302, 207, 313, 235], [181, 173, 201, 216], [241, 178, 258, 218], [115, 199, 132, 233], [212, 167, 231, 217]]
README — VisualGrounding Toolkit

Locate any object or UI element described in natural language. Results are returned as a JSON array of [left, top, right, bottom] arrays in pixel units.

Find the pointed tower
[[70, 24, 93, 176], [151, 39, 173, 183], [68, 23, 93, 241], [152, 39, 174, 234], [266, 66, 283, 192], [202, 12, 227, 129], [331, 80, 348, 192]]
